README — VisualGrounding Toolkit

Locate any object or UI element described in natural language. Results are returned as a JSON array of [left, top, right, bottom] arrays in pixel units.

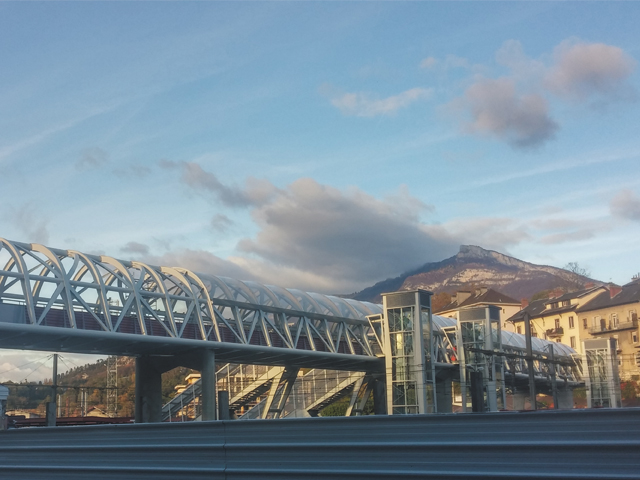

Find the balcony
[[546, 327, 564, 338], [589, 318, 638, 335]]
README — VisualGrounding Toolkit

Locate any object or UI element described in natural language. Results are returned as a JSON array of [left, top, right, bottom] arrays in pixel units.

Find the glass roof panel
[[307, 292, 343, 317], [197, 273, 235, 301], [263, 284, 303, 311], [344, 298, 382, 317], [243, 281, 280, 308], [325, 295, 361, 319], [288, 289, 323, 314], [216, 277, 258, 304]]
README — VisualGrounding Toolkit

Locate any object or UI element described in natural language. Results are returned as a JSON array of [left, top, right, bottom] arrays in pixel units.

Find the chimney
[[609, 283, 622, 298], [521, 299, 529, 309], [550, 288, 564, 299], [476, 286, 488, 296], [456, 291, 472, 304]]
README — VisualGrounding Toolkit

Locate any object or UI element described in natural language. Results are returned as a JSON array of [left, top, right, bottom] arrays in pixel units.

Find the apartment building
[[506, 286, 606, 354], [576, 279, 640, 380]]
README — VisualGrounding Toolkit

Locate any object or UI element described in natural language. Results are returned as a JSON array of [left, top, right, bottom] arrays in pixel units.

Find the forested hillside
[[5, 357, 194, 417]]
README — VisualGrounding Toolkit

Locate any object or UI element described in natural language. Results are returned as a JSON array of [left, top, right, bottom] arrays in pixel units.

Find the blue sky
[[2, 0, 640, 310]]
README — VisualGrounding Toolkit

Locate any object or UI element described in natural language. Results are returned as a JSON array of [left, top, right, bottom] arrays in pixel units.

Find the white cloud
[[420, 56, 438, 69], [327, 87, 433, 117], [538, 229, 596, 245], [144, 249, 255, 281]]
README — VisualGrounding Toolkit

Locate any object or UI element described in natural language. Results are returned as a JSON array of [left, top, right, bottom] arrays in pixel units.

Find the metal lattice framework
[[0, 239, 382, 367]]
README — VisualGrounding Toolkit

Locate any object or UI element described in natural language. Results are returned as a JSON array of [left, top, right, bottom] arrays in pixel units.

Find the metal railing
[[589, 318, 638, 334], [1, 408, 639, 479]]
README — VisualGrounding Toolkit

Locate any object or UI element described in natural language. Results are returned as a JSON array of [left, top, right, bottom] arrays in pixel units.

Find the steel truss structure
[[0, 239, 383, 369]]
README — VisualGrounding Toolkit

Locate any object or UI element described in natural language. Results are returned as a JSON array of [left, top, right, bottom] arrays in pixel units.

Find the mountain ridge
[[349, 245, 599, 304]]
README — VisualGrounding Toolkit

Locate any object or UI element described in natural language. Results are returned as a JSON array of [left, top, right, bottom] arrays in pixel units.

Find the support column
[[372, 378, 386, 415], [470, 371, 484, 412], [135, 357, 163, 423], [0, 385, 8, 431], [557, 387, 574, 409], [512, 390, 526, 410], [218, 391, 230, 420], [46, 353, 58, 427], [201, 350, 216, 421], [436, 378, 453, 413]]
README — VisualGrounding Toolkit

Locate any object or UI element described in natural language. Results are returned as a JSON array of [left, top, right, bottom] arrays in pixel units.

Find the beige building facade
[[507, 286, 606, 355], [508, 279, 640, 379], [576, 280, 640, 380]]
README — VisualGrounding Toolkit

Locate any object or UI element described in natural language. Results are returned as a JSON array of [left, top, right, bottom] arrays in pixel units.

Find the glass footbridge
[[0, 238, 583, 417]]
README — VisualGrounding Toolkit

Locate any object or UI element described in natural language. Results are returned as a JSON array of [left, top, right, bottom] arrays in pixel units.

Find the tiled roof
[[436, 288, 519, 313], [507, 299, 547, 323], [577, 281, 640, 313]]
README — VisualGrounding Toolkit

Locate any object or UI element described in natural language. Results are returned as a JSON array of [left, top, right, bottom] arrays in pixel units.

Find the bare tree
[[563, 262, 591, 278]]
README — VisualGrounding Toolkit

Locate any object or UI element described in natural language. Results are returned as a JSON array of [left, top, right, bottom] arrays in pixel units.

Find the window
[[630, 310, 637, 322], [593, 315, 600, 327], [562, 300, 570, 307], [583, 318, 588, 329], [633, 332, 638, 344], [569, 316, 575, 329], [570, 336, 576, 349], [612, 313, 619, 328], [556, 339, 561, 343], [555, 318, 561, 329], [517, 326, 522, 334]]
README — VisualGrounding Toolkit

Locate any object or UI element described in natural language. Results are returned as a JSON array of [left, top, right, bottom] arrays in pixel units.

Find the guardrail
[[1, 408, 639, 479]]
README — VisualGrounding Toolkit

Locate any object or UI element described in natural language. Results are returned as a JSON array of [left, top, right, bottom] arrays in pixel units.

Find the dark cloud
[[211, 214, 233, 232], [160, 160, 264, 208], [453, 77, 558, 149], [546, 41, 636, 102], [156, 166, 539, 292], [237, 178, 457, 283], [120, 241, 150, 255], [77, 147, 108, 170], [610, 190, 640, 222]]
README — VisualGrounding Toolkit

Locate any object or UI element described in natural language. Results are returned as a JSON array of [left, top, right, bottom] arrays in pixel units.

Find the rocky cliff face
[[350, 245, 597, 303]]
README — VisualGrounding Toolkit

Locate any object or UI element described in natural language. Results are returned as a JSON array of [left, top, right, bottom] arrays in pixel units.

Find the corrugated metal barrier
[[1, 408, 639, 479]]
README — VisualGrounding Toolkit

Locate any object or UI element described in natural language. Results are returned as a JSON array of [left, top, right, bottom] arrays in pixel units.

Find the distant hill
[[6, 357, 193, 418], [349, 245, 600, 304]]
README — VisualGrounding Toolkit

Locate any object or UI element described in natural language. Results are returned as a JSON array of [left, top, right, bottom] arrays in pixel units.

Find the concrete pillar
[[436, 378, 453, 413], [557, 388, 574, 409], [218, 391, 230, 420], [135, 357, 163, 423], [373, 378, 386, 415], [200, 350, 216, 421], [512, 391, 526, 410], [45, 402, 56, 427], [470, 371, 484, 412], [1, 385, 9, 431]]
